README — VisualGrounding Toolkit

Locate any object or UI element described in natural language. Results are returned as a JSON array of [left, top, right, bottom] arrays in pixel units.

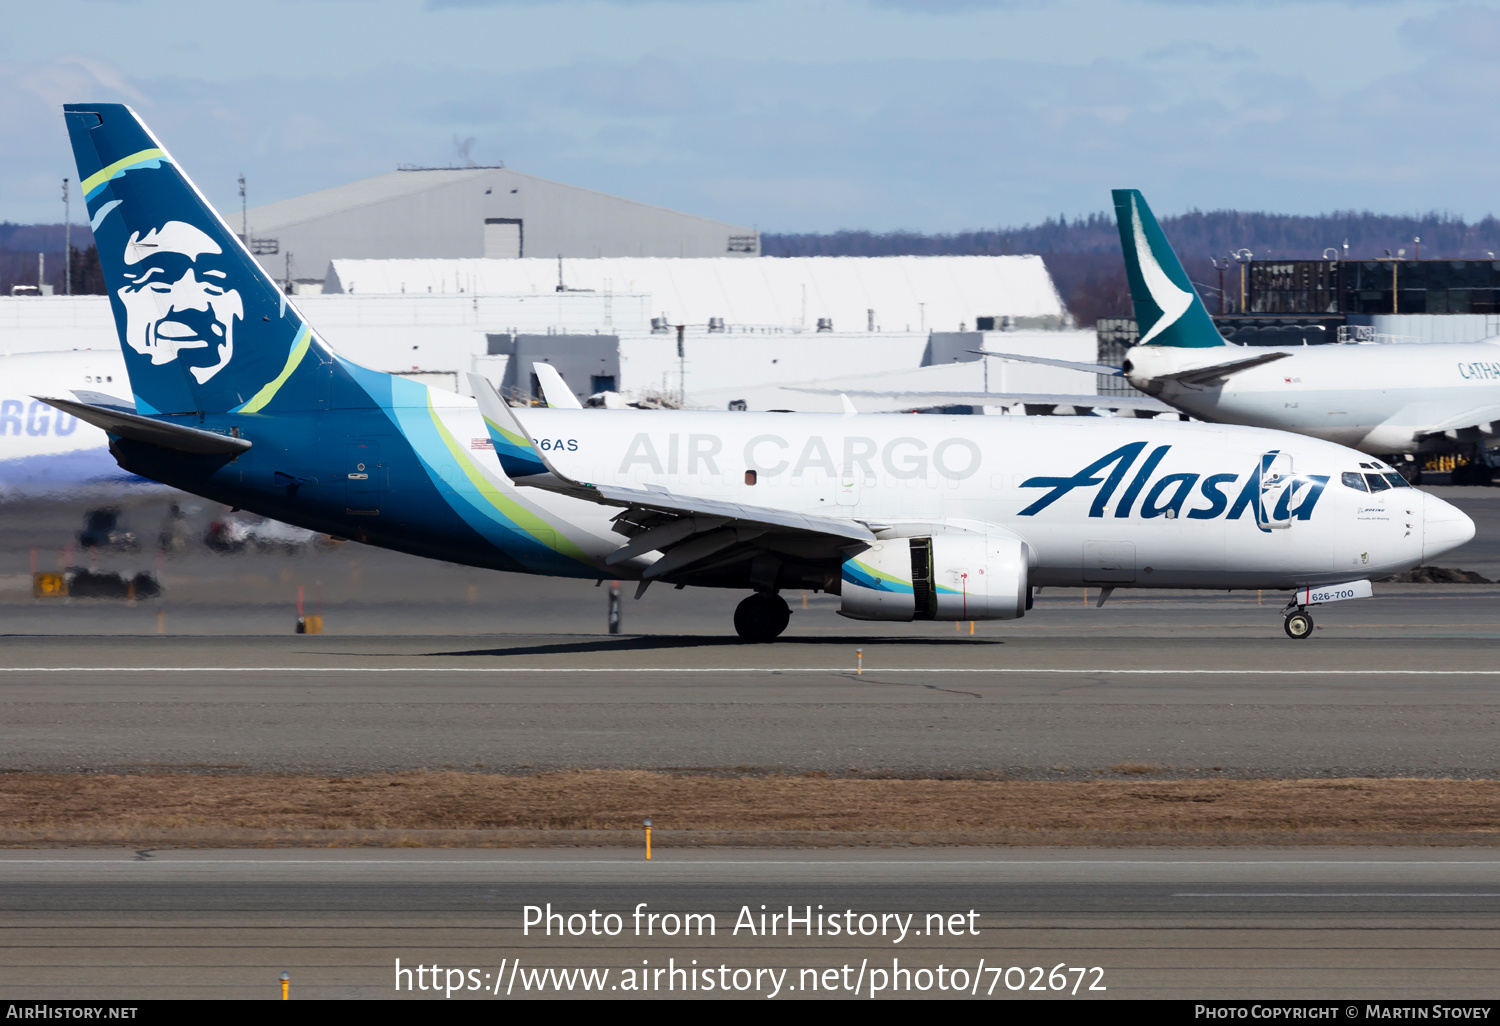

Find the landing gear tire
[[734, 593, 790, 642], [1284, 611, 1314, 640]]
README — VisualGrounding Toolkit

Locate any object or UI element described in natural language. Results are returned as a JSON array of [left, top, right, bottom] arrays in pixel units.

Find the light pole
[[675, 325, 686, 407], [62, 177, 70, 296], [238, 173, 247, 242], [1210, 256, 1229, 315], [1232, 249, 1253, 314]]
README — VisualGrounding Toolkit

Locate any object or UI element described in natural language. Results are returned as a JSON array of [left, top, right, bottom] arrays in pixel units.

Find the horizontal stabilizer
[[1162, 351, 1290, 388], [36, 396, 251, 455], [970, 350, 1124, 377], [69, 390, 136, 414]]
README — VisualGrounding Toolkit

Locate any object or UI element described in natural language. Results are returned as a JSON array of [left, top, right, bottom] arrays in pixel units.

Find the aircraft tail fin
[[532, 363, 584, 409], [64, 103, 331, 416], [1111, 189, 1225, 349]]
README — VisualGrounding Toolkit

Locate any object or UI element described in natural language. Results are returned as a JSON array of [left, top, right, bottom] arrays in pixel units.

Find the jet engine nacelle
[[840, 530, 1031, 622]]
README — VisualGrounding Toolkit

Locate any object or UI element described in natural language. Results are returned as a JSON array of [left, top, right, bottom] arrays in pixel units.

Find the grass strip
[[1, 771, 1497, 847]]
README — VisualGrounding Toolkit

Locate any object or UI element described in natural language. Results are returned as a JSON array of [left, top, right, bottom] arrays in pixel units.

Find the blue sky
[[3, 0, 1496, 231]]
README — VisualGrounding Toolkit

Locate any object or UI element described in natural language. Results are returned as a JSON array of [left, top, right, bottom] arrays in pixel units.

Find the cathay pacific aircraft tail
[[1113, 188, 1500, 471], [51, 104, 1475, 641], [1112, 189, 1225, 350]]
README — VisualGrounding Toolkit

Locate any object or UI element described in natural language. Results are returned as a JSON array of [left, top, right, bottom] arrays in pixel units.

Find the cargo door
[[910, 537, 936, 619], [345, 439, 384, 515], [835, 471, 860, 506]]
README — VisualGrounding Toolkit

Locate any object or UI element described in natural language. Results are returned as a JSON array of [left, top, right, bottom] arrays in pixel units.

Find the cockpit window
[[1364, 473, 1391, 492], [1383, 472, 1410, 488], [1341, 472, 1369, 492]]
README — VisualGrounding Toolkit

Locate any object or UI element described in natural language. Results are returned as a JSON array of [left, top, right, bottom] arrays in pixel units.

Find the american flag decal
[[471, 437, 495, 450]]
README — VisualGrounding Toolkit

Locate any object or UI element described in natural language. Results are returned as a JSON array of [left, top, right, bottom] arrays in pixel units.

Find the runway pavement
[[5, 489, 1500, 776], [1, 848, 1495, 1000], [4, 625, 1500, 776]]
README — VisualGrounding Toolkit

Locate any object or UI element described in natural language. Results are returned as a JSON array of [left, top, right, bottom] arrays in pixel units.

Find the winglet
[[839, 393, 858, 415], [533, 362, 584, 409], [466, 372, 548, 479]]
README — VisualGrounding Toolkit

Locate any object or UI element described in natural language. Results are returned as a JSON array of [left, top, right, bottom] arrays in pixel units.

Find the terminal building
[[1208, 258, 1500, 347]]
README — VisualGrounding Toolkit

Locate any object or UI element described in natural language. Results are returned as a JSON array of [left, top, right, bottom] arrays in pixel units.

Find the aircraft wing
[[1157, 351, 1290, 388], [1418, 404, 1500, 437], [970, 350, 1125, 377], [36, 396, 252, 456], [785, 386, 1176, 413], [467, 374, 874, 583]]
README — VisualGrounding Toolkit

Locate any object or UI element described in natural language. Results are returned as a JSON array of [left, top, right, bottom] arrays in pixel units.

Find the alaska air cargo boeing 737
[[47, 104, 1474, 640]]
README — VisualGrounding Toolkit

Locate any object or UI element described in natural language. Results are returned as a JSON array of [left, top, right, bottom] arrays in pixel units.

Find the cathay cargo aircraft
[[46, 104, 1473, 640], [984, 190, 1500, 482]]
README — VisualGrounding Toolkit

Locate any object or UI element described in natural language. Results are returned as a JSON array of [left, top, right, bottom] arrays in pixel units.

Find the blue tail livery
[[67, 105, 328, 417]]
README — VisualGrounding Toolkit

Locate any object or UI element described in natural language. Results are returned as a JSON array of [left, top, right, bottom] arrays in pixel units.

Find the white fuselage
[[0, 350, 141, 495], [455, 405, 1472, 590], [1126, 339, 1500, 455]]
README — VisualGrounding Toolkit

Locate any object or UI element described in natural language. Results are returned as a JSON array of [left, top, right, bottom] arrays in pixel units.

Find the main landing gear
[[734, 593, 790, 642], [1282, 606, 1314, 640]]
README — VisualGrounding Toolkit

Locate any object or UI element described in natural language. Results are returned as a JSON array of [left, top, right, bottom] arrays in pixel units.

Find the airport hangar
[[241, 164, 762, 285]]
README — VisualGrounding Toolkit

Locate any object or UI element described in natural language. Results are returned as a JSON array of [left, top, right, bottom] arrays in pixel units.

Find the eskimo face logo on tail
[[117, 221, 243, 384]]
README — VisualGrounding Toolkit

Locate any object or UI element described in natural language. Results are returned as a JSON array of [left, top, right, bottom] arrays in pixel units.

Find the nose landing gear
[[1276, 580, 1371, 639], [734, 593, 790, 642], [1283, 609, 1314, 639]]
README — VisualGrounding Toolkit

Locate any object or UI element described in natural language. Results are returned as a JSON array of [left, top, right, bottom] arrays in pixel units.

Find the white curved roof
[[324, 255, 1064, 333]]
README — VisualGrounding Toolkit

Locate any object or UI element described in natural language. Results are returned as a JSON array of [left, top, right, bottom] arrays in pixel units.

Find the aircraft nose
[[1422, 490, 1475, 562]]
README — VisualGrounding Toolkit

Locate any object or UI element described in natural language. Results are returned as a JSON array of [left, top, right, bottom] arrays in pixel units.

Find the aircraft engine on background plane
[[839, 529, 1032, 622]]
